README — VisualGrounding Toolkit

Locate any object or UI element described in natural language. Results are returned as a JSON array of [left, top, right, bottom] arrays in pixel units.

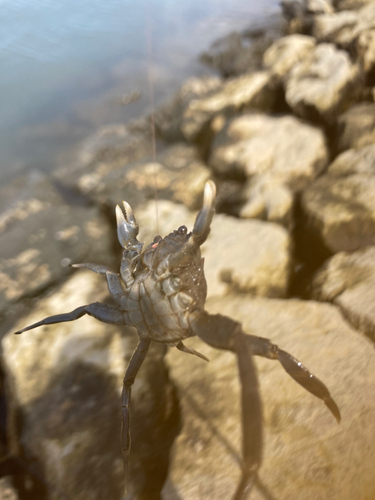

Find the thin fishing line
[[145, 1, 159, 235]]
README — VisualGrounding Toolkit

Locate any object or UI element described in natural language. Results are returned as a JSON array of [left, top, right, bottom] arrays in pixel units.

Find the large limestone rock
[[313, 246, 375, 340], [75, 143, 211, 211], [336, 103, 375, 152], [180, 72, 276, 142], [263, 34, 316, 79], [154, 76, 222, 142], [285, 43, 361, 122], [203, 215, 291, 298], [313, 11, 359, 45], [301, 145, 375, 253], [0, 171, 113, 315], [209, 113, 328, 225], [209, 113, 328, 185], [162, 295, 375, 500], [2, 272, 178, 500]]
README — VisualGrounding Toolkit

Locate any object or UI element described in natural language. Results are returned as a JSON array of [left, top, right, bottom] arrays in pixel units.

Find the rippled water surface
[[0, 0, 279, 182]]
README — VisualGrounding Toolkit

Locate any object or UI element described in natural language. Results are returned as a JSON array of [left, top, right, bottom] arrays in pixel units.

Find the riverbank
[[1, 1, 375, 499]]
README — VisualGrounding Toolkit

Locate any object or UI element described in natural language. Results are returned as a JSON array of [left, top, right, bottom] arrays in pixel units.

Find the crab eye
[[178, 225, 187, 234]]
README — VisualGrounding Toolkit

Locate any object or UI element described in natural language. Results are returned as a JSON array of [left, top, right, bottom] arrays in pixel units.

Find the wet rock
[[162, 295, 375, 500], [200, 27, 280, 77], [2, 272, 178, 500], [300, 145, 375, 253], [154, 76, 222, 142], [263, 34, 316, 79], [335, 102, 375, 152], [78, 143, 211, 211], [0, 171, 113, 315], [285, 43, 361, 122], [209, 113, 328, 225], [313, 246, 375, 340], [54, 120, 154, 195], [180, 72, 276, 142]]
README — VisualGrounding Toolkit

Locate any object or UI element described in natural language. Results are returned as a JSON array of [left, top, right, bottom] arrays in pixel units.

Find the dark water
[[0, 0, 279, 183]]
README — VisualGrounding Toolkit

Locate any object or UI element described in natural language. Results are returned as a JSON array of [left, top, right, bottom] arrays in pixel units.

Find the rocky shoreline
[[1, 1, 375, 499]]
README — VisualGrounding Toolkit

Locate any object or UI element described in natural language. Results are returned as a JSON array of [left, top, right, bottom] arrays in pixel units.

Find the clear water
[[0, 0, 279, 182]]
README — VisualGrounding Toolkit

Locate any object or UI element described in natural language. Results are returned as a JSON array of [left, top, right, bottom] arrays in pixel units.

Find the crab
[[15, 180, 340, 499]]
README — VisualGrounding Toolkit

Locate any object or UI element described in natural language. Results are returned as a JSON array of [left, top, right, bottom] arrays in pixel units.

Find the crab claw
[[192, 180, 216, 246], [116, 201, 139, 249]]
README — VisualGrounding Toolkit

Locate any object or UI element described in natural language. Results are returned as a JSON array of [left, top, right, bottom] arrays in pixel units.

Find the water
[[0, 0, 280, 183]]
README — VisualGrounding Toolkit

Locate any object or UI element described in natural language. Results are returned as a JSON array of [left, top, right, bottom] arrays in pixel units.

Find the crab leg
[[14, 302, 127, 334], [191, 312, 341, 422], [121, 337, 151, 495]]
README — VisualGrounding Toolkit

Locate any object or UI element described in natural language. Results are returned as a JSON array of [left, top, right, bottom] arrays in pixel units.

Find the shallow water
[[0, 0, 279, 183]]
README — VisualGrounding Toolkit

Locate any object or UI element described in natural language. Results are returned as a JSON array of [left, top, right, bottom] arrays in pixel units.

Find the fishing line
[[145, 0, 159, 235]]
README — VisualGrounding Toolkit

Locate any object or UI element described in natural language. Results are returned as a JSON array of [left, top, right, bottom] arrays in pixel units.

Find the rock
[[336, 103, 375, 152], [77, 122, 151, 167], [281, 0, 334, 33], [210, 113, 327, 184], [357, 29, 375, 79], [312, 11, 359, 45], [334, 0, 374, 10], [2, 272, 179, 500], [263, 34, 316, 79], [0, 171, 113, 315], [209, 113, 327, 225], [313, 246, 375, 340], [300, 145, 375, 253], [162, 295, 375, 500], [77, 143, 211, 211], [313, 2, 375, 49], [239, 177, 294, 228], [154, 76, 222, 142], [180, 72, 276, 142], [0, 477, 18, 500], [285, 43, 361, 123], [201, 27, 280, 77], [203, 215, 291, 298]]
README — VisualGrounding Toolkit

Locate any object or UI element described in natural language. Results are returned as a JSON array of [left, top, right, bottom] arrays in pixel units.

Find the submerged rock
[[0, 171, 113, 315]]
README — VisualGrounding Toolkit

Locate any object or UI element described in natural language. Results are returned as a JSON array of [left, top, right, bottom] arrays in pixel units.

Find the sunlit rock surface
[[336, 103, 375, 153], [162, 296, 375, 500], [154, 76, 222, 142], [180, 72, 276, 142], [301, 144, 375, 253], [209, 113, 327, 226], [76, 142, 211, 211], [313, 245, 375, 341], [285, 43, 360, 122], [263, 34, 316, 79], [2, 273, 179, 500]]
